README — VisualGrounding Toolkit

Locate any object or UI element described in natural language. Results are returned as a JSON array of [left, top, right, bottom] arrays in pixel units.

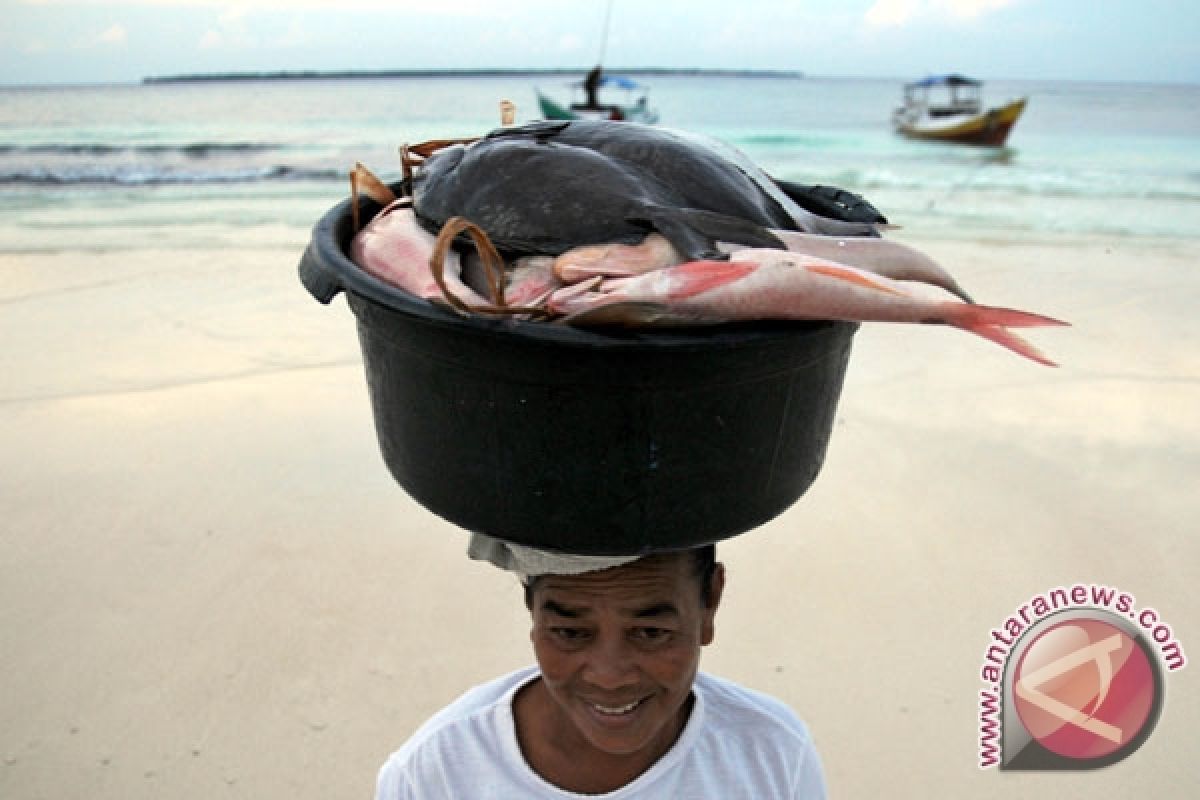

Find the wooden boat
[[892, 74, 1026, 147], [536, 73, 660, 124]]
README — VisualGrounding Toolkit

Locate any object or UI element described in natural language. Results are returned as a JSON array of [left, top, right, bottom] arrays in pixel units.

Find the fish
[[552, 233, 680, 282], [464, 252, 561, 308], [554, 229, 973, 302], [665, 127, 888, 233], [505, 256, 561, 307], [548, 249, 1068, 366], [350, 201, 490, 308], [410, 119, 881, 265], [728, 230, 973, 302]]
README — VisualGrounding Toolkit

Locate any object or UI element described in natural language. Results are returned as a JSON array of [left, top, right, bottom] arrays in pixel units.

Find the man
[[584, 64, 603, 109], [375, 540, 826, 798]]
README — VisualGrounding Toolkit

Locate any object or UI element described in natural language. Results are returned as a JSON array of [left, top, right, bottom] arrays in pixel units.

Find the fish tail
[[945, 303, 1070, 329], [970, 324, 1059, 367], [941, 303, 1070, 367]]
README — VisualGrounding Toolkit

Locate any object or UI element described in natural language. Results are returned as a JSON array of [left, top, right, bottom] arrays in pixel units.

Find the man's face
[[527, 553, 723, 763]]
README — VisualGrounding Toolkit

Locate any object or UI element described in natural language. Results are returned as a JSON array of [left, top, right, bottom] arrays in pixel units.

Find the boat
[[892, 74, 1027, 147], [534, 0, 659, 124], [536, 72, 660, 124]]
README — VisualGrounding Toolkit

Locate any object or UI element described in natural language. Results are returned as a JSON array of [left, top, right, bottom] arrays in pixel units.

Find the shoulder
[[694, 672, 813, 743], [375, 667, 536, 799], [689, 674, 826, 797]]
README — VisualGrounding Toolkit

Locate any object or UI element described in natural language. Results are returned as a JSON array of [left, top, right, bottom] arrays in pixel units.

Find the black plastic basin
[[298, 192, 857, 555]]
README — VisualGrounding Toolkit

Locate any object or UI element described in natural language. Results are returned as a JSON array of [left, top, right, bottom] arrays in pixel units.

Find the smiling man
[[374, 542, 826, 798]]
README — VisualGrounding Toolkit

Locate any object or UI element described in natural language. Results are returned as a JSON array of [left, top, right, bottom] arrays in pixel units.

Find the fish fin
[[485, 119, 570, 141], [548, 275, 603, 304], [556, 261, 639, 282], [667, 259, 758, 300], [630, 206, 784, 261], [804, 262, 909, 296], [939, 304, 1070, 366], [771, 179, 889, 226]]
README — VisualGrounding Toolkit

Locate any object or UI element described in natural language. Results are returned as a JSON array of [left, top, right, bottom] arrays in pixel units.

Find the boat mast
[[597, 0, 614, 65]]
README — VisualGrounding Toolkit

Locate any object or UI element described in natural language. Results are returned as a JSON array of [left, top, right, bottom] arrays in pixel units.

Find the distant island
[[142, 67, 803, 84]]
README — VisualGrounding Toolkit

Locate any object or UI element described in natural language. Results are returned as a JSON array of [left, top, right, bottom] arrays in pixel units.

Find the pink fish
[[553, 234, 680, 282], [505, 256, 562, 307], [350, 201, 490, 308], [464, 252, 562, 309], [548, 249, 1068, 366], [554, 229, 973, 302], [734, 230, 973, 303]]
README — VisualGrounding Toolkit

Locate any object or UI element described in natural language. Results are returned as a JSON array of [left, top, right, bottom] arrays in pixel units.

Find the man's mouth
[[590, 697, 645, 716]]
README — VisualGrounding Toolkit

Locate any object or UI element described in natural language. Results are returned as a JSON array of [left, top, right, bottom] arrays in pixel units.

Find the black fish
[[411, 119, 883, 262]]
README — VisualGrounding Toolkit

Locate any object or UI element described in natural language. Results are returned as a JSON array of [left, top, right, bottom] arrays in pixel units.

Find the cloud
[[556, 32, 584, 54], [198, 29, 223, 49], [275, 16, 310, 47], [865, 0, 1020, 27], [20, 0, 502, 11], [67, 23, 128, 49], [197, 5, 257, 49], [941, 0, 1019, 18], [95, 24, 128, 45], [865, 0, 918, 27]]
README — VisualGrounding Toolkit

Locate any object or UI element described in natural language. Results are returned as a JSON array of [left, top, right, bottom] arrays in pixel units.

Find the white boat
[[892, 74, 1027, 147], [536, 72, 660, 124]]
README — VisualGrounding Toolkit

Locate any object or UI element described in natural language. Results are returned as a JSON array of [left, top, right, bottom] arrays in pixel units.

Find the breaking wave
[[0, 164, 342, 186], [0, 141, 280, 157]]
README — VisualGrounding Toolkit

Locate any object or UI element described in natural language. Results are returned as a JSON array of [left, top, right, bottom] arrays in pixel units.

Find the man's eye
[[551, 627, 590, 642], [633, 627, 671, 642]]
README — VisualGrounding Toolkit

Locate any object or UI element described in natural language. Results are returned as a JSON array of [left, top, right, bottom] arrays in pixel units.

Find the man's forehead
[[533, 556, 693, 610]]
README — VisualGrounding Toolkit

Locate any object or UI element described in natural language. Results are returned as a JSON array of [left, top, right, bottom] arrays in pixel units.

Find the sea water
[[1, 75, 1198, 255]]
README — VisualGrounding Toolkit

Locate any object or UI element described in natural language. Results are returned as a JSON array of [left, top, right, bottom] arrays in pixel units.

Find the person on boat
[[374, 539, 827, 798], [584, 64, 603, 109]]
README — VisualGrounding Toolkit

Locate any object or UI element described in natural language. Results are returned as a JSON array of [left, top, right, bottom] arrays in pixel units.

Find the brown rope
[[400, 136, 481, 185], [409, 136, 480, 157], [429, 217, 475, 315], [350, 162, 401, 234], [428, 216, 555, 319], [400, 143, 416, 186], [350, 165, 360, 234]]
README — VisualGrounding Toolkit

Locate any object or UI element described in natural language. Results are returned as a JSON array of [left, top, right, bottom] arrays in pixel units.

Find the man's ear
[[701, 563, 726, 646], [708, 562, 726, 610]]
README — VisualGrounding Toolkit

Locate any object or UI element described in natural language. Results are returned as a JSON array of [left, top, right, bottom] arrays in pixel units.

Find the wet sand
[[1, 231, 1196, 798]]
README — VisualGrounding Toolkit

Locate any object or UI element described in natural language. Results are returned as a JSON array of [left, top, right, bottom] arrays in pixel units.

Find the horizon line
[[141, 67, 806, 84]]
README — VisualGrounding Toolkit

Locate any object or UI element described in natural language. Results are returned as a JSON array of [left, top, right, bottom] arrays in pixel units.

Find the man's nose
[[582, 633, 638, 689]]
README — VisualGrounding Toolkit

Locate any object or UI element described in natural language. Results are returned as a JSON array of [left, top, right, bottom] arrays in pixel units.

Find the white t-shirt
[[376, 666, 826, 799]]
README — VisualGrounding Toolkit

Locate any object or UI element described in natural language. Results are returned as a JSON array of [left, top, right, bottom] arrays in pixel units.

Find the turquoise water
[[2, 75, 1198, 252]]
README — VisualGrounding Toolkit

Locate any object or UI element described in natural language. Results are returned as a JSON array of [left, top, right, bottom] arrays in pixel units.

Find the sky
[[2, 0, 1198, 86]]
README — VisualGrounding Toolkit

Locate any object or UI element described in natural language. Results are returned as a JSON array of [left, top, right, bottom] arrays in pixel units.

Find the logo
[[978, 585, 1186, 770]]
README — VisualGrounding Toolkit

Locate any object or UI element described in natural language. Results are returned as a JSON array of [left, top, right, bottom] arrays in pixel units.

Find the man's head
[[519, 546, 725, 774], [523, 544, 719, 611]]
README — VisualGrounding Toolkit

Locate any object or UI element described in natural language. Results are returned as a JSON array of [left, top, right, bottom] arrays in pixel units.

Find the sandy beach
[[1, 225, 1196, 798]]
